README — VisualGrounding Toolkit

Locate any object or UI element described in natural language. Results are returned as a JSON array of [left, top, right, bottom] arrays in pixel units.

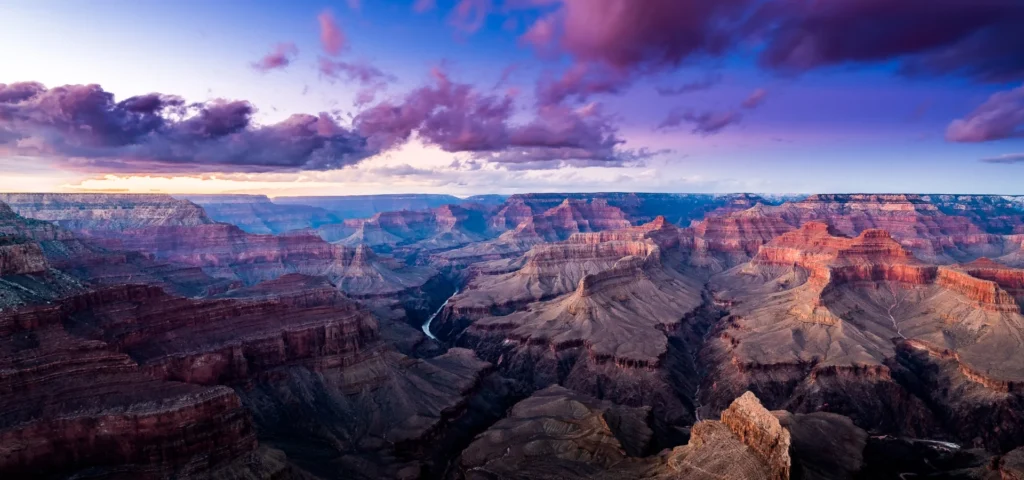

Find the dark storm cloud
[[0, 83, 374, 173], [755, 0, 1024, 82]]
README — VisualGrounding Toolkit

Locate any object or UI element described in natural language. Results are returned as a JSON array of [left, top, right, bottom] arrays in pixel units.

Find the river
[[422, 289, 460, 341]]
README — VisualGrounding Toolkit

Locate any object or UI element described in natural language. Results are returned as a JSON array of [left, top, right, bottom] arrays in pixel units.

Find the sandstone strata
[[706, 221, 1024, 448]]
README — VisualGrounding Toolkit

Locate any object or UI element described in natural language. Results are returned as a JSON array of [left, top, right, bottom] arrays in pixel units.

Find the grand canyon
[[5, 0, 1024, 478], [1, 192, 1023, 479]]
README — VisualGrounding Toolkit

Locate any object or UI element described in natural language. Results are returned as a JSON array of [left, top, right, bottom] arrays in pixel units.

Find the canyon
[[1, 192, 1024, 479]]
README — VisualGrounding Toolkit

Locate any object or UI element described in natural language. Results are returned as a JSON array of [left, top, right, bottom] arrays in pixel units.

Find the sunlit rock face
[[707, 221, 1024, 450]]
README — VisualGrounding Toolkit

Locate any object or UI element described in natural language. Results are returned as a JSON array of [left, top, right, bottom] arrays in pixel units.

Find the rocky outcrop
[[437, 239, 662, 337], [455, 388, 791, 480], [720, 392, 791, 480], [0, 236, 47, 276]]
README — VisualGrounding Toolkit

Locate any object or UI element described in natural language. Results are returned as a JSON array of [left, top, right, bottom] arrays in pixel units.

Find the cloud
[[946, 84, 1024, 142], [520, 0, 752, 105], [658, 108, 742, 135], [318, 58, 395, 107], [522, 0, 748, 72], [755, 0, 1024, 82], [741, 88, 767, 109], [318, 10, 347, 56], [656, 73, 723, 96], [515, 0, 1024, 105], [347, 0, 361, 11], [0, 82, 374, 173], [449, 0, 493, 34], [352, 68, 648, 168], [252, 43, 299, 72], [980, 153, 1024, 164], [318, 58, 394, 85], [534, 62, 631, 106]]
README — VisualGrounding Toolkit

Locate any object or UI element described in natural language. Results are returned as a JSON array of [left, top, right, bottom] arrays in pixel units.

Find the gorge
[[2, 192, 1024, 479]]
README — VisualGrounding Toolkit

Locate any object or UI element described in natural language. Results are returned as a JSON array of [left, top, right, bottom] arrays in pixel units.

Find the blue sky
[[1, 0, 1022, 195]]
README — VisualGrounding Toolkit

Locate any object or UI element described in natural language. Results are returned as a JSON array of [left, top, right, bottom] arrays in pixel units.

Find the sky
[[1, 0, 1023, 196]]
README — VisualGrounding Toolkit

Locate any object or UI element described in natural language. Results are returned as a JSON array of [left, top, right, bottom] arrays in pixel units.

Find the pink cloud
[[251, 43, 299, 72], [946, 84, 1024, 142], [318, 10, 347, 56], [741, 88, 768, 109]]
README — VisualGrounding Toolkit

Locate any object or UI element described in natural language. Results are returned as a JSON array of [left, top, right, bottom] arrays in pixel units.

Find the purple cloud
[[353, 68, 645, 168], [741, 88, 767, 109], [658, 108, 742, 135], [656, 73, 723, 96], [252, 43, 299, 72], [318, 10, 347, 56], [522, 0, 747, 71], [534, 62, 630, 106], [0, 83, 374, 173], [519, 0, 750, 105], [318, 58, 395, 107], [755, 0, 1024, 82], [946, 84, 1024, 142], [318, 58, 393, 85]]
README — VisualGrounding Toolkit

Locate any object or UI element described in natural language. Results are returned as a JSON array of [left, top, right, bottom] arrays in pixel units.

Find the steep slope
[[0, 282, 345, 479], [706, 222, 1024, 449], [454, 240, 710, 438], [434, 217, 684, 339]]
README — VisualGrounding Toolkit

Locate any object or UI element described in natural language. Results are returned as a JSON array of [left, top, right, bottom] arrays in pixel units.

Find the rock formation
[[706, 221, 1024, 449], [455, 387, 791, 480]]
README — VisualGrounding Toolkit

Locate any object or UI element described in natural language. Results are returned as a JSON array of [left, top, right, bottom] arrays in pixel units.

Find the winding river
[[422, 289, 460, 341]]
